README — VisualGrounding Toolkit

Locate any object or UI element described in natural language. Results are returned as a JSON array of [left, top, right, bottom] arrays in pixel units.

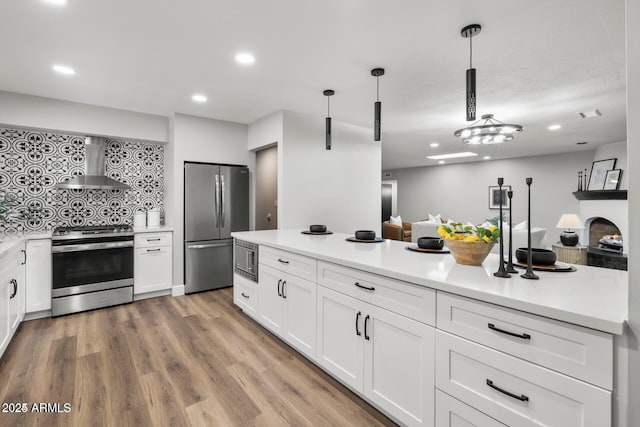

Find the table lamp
[[556, 213, 584, 246]]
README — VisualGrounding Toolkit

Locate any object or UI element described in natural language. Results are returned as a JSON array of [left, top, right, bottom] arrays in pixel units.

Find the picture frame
[[587, 158, 617, 190], [489, 185, 511, 210], [603, 169, 623, 190]]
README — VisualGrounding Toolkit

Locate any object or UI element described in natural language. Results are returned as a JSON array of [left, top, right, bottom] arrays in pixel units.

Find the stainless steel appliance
[[184, 162, 249, 293], [52, 224, 134, 316], [234, 239, 258, 282]]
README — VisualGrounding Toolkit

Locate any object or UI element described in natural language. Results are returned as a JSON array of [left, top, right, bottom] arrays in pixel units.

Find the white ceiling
[[0, 0, 626, 169]]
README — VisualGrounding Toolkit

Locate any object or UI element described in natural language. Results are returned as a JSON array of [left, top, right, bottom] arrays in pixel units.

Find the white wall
[[385, 150, 596, 245], [280, 111, 381, 234], [0, 90, 168, 143], [248, 111, 283, 151], [624, 0, 639, 425], [168, 113, 253, 287]]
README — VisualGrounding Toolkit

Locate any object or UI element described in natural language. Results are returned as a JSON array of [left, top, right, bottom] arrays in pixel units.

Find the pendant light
[[461, 24, 480, 121], [454, 24, 523, 144], [371, 68, 385, 141], [323, 89, 334, 150]]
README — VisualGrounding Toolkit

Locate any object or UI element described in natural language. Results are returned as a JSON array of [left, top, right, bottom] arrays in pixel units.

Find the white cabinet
[[317, 285, 435, 427], [258, 264, 316, 359], [134, 232, 172, 295], [1, 242, 25, 358], [233, 273, 258, 319], [435, 390, 507, 427], [25, 238, 52, 313]]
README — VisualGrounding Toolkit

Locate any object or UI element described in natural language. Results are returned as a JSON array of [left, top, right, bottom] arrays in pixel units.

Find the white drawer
[[436, 292, 612, 389], [260, 246, 317, 282], [436, 390, 507, 427], [134, 232, 172, 248], [234, 274, 258, 318], [318, 261, 436, 326], [436, 331, 611, 427]]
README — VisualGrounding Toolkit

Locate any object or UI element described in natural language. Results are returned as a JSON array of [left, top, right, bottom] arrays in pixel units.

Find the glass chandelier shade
[[454, 114, 523, 145]]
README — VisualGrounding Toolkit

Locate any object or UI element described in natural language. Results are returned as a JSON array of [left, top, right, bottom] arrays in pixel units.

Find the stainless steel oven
[[52, 225, 134, 316], [234, 239, 258, 282]]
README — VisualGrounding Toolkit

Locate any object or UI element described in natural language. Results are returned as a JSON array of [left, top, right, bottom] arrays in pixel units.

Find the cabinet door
[[0, 275, 11, 355], [282, 274, 316, 359], [316, 286, 364, 392], [26, 239, 52, 313], [258, 264, 285, 336], [134, 246, 172, 294], [436, 390, 507, 427], [9, 262, 25, 331], [364, 303, 435, 427]]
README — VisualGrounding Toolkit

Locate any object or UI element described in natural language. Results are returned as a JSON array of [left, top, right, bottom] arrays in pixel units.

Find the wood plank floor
[[0, 288, 396, 427]]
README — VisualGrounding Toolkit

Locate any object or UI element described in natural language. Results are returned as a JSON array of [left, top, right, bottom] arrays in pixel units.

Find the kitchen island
[[232, 228, 627, 427]]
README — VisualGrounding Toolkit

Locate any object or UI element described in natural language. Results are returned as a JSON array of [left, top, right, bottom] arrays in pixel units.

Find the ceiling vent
[[578, 109, 602, 119]]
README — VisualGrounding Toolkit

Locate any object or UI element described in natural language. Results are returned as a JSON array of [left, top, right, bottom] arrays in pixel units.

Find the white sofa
[[411, 221, 548, 255]]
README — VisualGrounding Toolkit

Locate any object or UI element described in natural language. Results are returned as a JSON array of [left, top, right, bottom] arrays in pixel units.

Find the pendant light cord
[[327, 96, 330, 116], [376, 77, 380, 102], [469, 35, 473, 68]]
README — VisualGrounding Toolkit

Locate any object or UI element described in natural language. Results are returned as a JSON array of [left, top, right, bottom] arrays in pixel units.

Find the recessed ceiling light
[[548, 124, 561, 131], [430, 142, 439, 148], [427, 151, 478, 160], [438, 160, 446, 164], [235, 52, 255, 65], [43, 0, 68, 5], [483, 156, 491, 160], [578, 109, 602, 119], [191, 94, 207, 103], [52, 64, 75, 75]]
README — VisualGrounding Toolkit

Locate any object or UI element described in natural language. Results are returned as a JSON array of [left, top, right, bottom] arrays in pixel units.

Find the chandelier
[[454, 114, 523, 145]]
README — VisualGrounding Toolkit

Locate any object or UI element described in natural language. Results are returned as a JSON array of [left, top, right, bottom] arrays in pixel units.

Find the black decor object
[[371, 68, 385, 141], [560, 232, 579, 246], [323, 89, 335, 150], [355, 230, 376, 240], [461, 24, 481, 121], [417, 237, 444, 250], [515, 248, 557, 266], [309, 224, 327, 233], [578, 170, 582, 191], [505, 190, 517, 273], [494, 177, 511, 278], [583, 168, 588, 191], [521, 177, 539, 280]]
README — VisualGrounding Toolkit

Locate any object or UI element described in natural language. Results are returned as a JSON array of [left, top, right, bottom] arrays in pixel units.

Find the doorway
[[381, 183, 392, 223], [255, 145, 278, 230]]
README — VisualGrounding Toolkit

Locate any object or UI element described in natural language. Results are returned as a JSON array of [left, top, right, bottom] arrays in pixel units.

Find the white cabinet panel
[[134, 232, 172, 248], [260, 246, 317, 282], [436, 330, 611, 427], [25, 239, 52, 313], [282, 273, 316, 358], [258, 264, 285, 335], [437, 292, 612, 389], [134, 232, 172, 295], [436, 390, 506, 427], [233, 274, 258, 319]]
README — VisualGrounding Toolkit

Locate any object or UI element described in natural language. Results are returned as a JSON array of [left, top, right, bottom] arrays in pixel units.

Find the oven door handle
[[52, 241, 134, 253]]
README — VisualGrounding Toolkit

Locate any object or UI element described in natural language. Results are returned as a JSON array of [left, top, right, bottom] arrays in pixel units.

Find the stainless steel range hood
[[55, 136, 131, 190]]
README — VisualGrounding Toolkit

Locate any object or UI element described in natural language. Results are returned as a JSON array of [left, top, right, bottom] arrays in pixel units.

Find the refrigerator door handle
[[188, 242, 229, 249], [214, 174, 220, 227], [221, 174, 226, 227]]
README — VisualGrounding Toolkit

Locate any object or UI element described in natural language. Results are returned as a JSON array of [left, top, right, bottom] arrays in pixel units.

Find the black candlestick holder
[[505, 190, 517, 273], [494, 177, 510, 278], [521, 177, 539, 280]]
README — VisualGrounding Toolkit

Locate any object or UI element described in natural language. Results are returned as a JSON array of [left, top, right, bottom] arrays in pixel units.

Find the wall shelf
[[572, 190, 627, 200]]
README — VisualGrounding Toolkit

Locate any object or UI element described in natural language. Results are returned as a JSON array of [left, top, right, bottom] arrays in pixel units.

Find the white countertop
[[232, 229, 628, 335], [0, 230, 53, 257]]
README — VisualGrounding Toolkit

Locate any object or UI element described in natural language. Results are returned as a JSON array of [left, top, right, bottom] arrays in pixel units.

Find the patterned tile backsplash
[[0, 127, 164, 234]]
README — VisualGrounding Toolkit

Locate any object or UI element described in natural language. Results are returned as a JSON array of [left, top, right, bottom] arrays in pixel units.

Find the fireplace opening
[[586, 217, 627, 270]]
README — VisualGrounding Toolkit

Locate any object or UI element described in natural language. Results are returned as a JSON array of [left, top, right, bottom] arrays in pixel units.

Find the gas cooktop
[[52, 224, 133, 239]]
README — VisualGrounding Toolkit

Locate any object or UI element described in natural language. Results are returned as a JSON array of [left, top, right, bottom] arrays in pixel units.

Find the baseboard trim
[[172, 284, 185, 297]]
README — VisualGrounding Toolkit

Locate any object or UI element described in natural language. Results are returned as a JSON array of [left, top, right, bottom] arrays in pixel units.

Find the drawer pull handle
[[282, 281, 287, 299], [21, 249, 26, 265], [364, 315, 370, 340], [146, 248, 162, 252], [277, 279, 282, 297], [355, 311, 362, 336], [486, 379, 529, 402], [147, 238, 161, 242], [354, 282, 375, 292], [488, 323, 531, 340], [10, 279, 17, 299], [277, 258, 290, 264], [241, 292, 250, 299]]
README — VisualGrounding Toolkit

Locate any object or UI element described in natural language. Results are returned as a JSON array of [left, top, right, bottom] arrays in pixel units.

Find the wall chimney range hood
[[55, 136, 131, 190]]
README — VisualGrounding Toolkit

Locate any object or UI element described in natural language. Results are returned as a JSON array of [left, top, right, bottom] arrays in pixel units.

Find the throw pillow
[[428, 213, 442, 223], [390, 215, 402, 226], [514, 220, 528, 231]]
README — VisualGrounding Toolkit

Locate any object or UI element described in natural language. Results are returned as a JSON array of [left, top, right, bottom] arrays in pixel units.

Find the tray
[[509, 260, 576, 272], [405, 245, 450, 254], [345, 237, 385, 243], [301, 230, 333, 235]]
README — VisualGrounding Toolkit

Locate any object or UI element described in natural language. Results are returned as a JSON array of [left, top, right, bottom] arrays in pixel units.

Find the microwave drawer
[[436, 330, 610, 427]]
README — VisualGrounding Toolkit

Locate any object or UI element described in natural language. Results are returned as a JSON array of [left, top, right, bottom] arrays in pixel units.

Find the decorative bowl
[[444, 240, 495, 265], [515, 248, 557, 266], [417, 237, 444, 250], [309, 224, 327, 233], [355, 230, 376, 240]]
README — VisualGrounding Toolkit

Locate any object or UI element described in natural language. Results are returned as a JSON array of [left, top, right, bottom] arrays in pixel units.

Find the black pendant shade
[[461, 24, 481, 122], [371, 68, 385, 141], [323, 89, 334, 150]]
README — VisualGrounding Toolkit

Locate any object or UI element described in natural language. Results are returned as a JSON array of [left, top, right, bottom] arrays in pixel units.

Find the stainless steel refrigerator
[[184, 162, 249, 293]]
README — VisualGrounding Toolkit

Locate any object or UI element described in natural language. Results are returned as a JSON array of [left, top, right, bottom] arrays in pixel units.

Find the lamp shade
[[555, 214, 584, 229]]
